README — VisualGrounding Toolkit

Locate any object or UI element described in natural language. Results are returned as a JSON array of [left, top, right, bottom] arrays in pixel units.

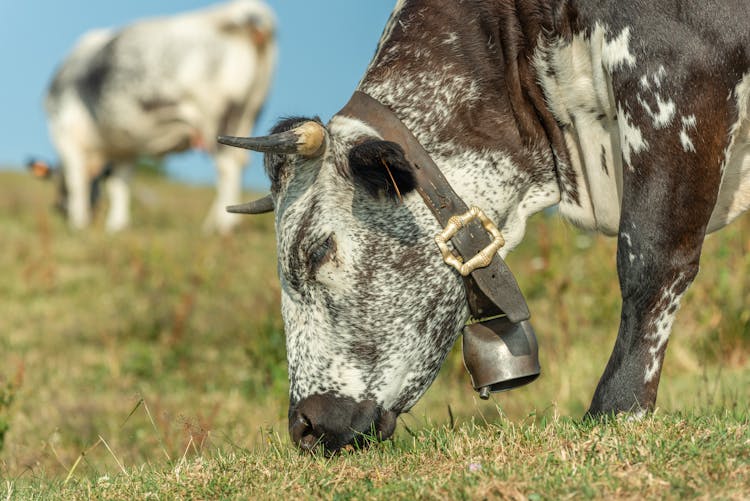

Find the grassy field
[[0, 170, 748, 499]]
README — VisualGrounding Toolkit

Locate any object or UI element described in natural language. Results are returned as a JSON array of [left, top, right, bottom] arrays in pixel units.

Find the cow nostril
[[290, 412, 320, 451], [299, 432, 319, 451]]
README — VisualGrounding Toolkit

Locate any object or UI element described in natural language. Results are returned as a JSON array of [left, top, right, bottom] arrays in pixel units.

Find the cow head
[[27, 158, 112, 217], [221, 115, 470, 452]]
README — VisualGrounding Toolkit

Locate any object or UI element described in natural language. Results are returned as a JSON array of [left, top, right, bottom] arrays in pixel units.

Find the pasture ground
[[0, 170, 748, 499]]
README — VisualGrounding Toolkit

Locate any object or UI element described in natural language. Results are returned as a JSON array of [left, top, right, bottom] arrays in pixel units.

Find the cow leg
[[60, 149, 91, 230], [587, 127, 724, 417], [105, 163, 133, 233], [586, 225, 700, 416], [204, 145, 247, 234]]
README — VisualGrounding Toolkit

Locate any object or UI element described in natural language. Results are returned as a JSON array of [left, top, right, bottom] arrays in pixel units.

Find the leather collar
[[338, 91, 530, 324]]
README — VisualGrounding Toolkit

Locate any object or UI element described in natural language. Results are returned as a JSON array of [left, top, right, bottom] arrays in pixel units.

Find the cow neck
[[338, 90, 530, 324]]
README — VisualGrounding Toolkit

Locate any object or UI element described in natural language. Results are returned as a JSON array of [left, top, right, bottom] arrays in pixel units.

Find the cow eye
[[308, 234, 336, 276]]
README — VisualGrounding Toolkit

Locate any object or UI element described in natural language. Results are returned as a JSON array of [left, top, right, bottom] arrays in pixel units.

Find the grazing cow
[[41, 0, 276, 233], [221, 0, 750, 452]]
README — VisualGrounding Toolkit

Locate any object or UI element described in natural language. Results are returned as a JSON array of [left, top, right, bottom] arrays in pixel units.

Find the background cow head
[[27, 158, 112, 217], [222, 115, 471, 452]]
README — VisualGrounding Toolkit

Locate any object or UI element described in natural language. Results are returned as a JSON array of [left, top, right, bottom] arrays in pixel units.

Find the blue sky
[[0, 1, 394, 190]]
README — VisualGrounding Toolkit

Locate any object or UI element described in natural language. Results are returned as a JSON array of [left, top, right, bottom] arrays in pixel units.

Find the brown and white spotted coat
[[252, 0, 750, 451]]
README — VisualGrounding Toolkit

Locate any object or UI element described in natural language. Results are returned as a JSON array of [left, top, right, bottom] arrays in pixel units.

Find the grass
[[0, 170, 748, 498], [7, 412, 750, 499]]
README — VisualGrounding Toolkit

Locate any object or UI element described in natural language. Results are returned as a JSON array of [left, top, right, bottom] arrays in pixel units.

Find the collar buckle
[[434, 206, 505, 276]]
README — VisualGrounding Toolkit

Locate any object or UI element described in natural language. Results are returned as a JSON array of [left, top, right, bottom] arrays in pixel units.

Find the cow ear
[[348, 140, 417, 202]]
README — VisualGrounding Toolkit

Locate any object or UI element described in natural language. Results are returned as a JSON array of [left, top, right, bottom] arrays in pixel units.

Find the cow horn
[[218, 121, 326, 158], [226, 194, 274, 214]]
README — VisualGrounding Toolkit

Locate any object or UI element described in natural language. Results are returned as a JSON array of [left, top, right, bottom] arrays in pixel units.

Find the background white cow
[[42, 0, 276, 233]]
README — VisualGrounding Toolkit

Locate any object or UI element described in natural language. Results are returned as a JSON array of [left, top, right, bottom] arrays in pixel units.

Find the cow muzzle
[[288, 393, 398, 453], [462, 316, 540, 399]]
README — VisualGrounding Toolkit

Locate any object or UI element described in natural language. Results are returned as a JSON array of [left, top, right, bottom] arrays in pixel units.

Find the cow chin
[[288, 393, 399, 454]]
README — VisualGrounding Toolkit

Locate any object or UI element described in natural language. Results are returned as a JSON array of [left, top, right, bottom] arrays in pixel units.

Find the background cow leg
[[61, 148, 91, 230], [204, 145, 247, 234], [587, 145, 723, 418], [105, 163, 133, 233]]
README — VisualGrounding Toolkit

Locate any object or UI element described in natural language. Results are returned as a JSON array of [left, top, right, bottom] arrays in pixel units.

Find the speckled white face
[[272, 117, 469, 414]]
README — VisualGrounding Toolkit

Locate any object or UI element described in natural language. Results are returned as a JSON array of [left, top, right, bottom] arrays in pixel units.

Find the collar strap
[[338, 91, 530, 323]]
